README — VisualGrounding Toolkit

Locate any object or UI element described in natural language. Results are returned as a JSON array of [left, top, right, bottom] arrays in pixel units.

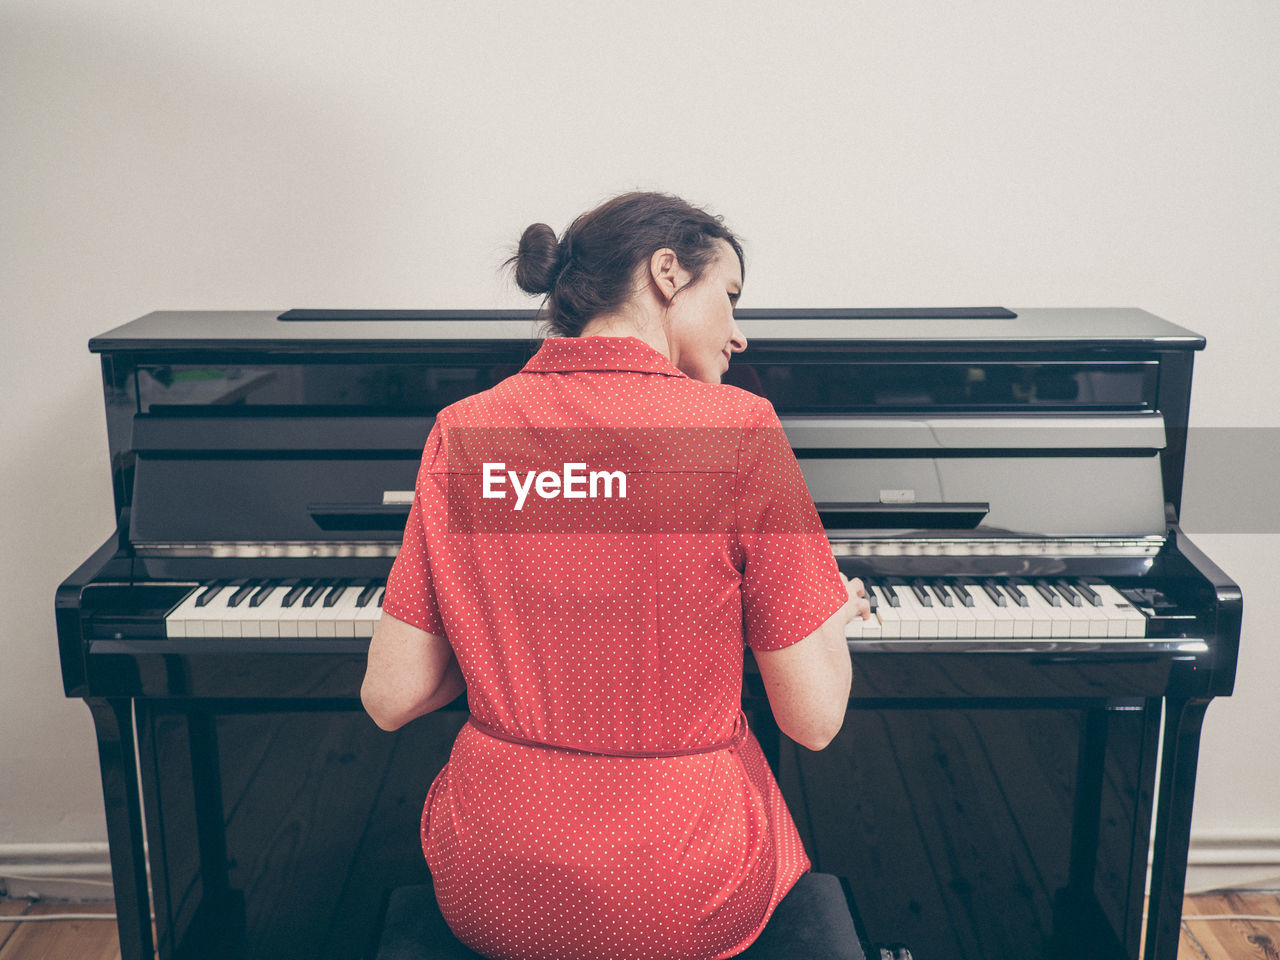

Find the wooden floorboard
[[1, 891, 1277, 958], [0, 900, 30, 953], [1180, 891, 1280, 960], [0, 901, 119, 960]]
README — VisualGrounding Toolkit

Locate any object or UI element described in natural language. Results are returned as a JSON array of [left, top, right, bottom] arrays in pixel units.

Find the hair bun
[[513, 222, 562, 295]]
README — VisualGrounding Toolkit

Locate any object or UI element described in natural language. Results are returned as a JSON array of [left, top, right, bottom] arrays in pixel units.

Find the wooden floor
[[0, 900, 119, 960], [0, 892, 1277, 959]]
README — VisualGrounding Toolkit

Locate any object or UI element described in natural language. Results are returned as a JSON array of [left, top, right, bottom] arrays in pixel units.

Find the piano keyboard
[[165, 579, 385, 639], [845, 577, 1147, 640], [162, 576, 1146, 642]]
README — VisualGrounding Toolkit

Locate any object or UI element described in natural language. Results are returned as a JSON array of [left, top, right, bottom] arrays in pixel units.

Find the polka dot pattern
[[382, 336, 849, 960]]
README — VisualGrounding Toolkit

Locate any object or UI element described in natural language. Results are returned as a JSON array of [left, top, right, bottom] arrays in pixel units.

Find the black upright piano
[[56, 307, 1241, 960]]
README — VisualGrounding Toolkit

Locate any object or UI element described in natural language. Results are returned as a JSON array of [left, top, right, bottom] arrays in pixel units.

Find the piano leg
[[87, 696, 154, 960], [1054, 702, 1160, 960], [137, 705, 245, 959], [1143, 697, 1211, 960]]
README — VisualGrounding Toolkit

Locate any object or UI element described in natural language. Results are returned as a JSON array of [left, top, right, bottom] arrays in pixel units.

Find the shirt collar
[[521, 336, 689, 378]]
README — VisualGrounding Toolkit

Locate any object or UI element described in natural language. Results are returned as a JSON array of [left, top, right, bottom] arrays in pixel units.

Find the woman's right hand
[[840, 572, 873, 622]]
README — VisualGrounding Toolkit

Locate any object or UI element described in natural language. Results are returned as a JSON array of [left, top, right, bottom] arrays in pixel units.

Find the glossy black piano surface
[[57, 308, 1240, 960]]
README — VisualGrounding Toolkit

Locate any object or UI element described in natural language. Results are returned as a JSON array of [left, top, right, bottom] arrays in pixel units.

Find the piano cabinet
[[58, 308, 1240, 960], [89, 682, 1192, 960]]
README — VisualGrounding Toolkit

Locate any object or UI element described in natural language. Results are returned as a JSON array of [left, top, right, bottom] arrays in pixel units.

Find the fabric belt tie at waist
[[466, 711, 749, 758]]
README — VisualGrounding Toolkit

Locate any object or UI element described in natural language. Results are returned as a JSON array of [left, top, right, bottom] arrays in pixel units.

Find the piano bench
[[374, 872, 869, 960]]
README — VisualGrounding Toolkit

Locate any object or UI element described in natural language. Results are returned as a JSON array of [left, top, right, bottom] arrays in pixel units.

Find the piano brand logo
[[482, 462, 627, 511]]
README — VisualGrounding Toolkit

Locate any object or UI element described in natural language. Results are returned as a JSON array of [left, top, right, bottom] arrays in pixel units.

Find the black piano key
[[249, 579, 282, 608], [1053, 579, 1084, 606], [376, 587, 385, 607], [227, 580, 260, 608], [302, 580, 332, 608], [194, 580, 229, 608], [1074, 578, 1105, 606], [952, 578, 978, 607], [980, 579, 1008, 606], [878, 581, 902, 607], [355, 581, 381, 608], [909, 580, 934, 607], [929, 580, 956, 607], [1032, 580, 1062, 606], [281, 581, 310, 608], [1004, 579, 1032, 607], [323, 578, 353, 608]]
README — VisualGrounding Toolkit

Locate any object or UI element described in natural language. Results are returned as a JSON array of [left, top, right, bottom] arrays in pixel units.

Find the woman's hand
[[839, 572, 873, 623]]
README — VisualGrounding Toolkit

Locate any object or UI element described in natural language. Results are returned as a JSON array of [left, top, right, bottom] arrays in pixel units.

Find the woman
[[361, 192, 870, 960]]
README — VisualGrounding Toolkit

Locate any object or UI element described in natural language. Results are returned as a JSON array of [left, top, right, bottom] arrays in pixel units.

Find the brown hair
[[507, 191, 744, 338]]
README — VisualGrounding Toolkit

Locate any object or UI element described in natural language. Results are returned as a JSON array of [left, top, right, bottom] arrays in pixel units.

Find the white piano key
[[952, 586, 998, 640], [845, 581, 882, 640], [844, 610, 882, 639], [219, 591, 256, 637], [354, 586, 383, 638], [993, 586, 1034, 638], [861, 612, 883, 638], [947, 591, 978, 638], [1009, 606, 1035, 638], [894, 585, 938, 638], [1082, 594, 1112, 637], [275, 583, 312, 638], [246, 583, 293, 638], [314, 583, 344, 638], [164, 585, 204, 639], [195, 586, 240, 638], [293, 581, 333, 638], [1049, 586, 1094, 639], [243, 585, 283, 638], [1092, 583, 1148, 638], [1032, 582, 1075, 639], [1013, 585, 1058, 639], [888, 586, 923, 639], [958, 585, 1001, 636], [218, 581, 264, 637], [931, 584, 976, 638], [324, 584, 361, 639], [919, 585, 958, 639], [870, 586, 902, 638]]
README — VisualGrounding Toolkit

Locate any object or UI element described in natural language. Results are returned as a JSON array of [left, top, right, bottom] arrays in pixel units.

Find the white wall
[[2, 0, 1277, 887]]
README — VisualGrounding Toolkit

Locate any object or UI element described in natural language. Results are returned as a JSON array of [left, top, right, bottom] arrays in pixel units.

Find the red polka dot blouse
[[382, 335, 849, 960]]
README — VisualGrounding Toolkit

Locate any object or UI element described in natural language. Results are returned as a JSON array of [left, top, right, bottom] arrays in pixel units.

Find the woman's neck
[[577, 311, 672, 361]]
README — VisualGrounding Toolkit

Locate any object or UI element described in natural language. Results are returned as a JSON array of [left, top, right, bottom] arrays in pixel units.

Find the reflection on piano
[[57, 308, 1241, 960]]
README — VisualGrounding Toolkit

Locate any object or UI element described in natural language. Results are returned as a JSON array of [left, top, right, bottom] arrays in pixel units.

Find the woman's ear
[[649, 248, 691, 303]]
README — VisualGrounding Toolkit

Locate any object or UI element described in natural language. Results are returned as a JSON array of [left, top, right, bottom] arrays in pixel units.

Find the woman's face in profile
[[669, 240, 747, 384]]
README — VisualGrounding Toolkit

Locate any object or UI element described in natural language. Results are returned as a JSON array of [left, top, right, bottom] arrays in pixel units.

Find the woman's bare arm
[[752, 575, 867, 750], [361, 612, 465, 731]]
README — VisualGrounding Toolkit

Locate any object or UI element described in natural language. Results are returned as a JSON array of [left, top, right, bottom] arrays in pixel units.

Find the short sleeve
[[735, 400, 848, 651], [381, 421, 448, 636]]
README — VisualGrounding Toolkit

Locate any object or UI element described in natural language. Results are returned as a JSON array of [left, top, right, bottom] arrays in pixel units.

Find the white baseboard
[[1184, 830, 1280, 893], [0, 842, 116, 902], [2, 833, 1278, 902]]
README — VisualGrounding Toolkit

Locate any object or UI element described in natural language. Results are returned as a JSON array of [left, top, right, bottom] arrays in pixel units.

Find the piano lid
[[88, 308, 1206, 353]]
